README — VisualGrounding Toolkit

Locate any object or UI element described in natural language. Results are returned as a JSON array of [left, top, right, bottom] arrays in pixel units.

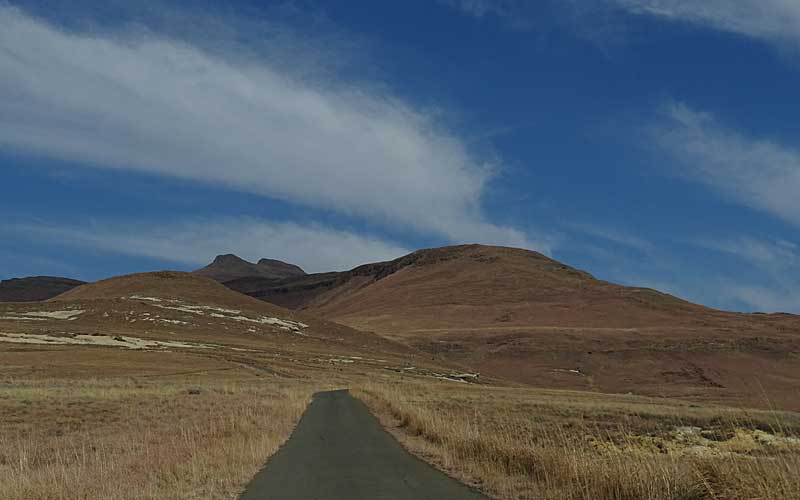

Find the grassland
[[0, 354, 316, 500], [356, 380, 800, 500], [1, 343, 798, 500]]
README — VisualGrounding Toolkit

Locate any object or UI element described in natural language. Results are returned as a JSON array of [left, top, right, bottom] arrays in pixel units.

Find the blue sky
[[1, 0, 799, 313]]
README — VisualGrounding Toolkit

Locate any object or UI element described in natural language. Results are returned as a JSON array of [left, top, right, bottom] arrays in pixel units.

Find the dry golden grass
[[0, 373, 314, 500], [355, 381, 800, 500], [2, 332, 797, 500]]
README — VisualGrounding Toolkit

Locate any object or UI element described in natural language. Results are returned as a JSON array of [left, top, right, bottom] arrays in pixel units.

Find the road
[[238, 389, 488, 500]]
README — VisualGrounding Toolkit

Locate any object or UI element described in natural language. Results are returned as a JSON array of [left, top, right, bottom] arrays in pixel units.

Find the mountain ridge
[[194, 254, 305, 283]]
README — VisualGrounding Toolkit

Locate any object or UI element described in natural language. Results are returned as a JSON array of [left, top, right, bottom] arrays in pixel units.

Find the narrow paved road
[[239, 389, 488, 500]]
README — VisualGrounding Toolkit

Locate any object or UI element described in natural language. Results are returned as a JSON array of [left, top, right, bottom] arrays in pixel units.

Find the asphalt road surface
[[238, 389, 488, 500]]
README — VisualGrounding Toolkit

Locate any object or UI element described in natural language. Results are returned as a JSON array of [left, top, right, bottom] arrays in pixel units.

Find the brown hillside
[[54, 271, 274, 309], [226, 244, 710, 330], [228, 244, 800, 411], [14, 271, 430, 366], [312, 245, 710, 330]]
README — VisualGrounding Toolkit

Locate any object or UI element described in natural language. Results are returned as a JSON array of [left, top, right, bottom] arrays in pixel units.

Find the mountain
[[226, 244, 800, 411], [224, 244, 717, 330], [226, 244, 709, 326], [0, 276, 86, 302], [194, 254, 305, 283]]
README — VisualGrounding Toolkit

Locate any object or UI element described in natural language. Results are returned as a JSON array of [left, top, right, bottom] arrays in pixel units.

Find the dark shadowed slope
[[239, 390, 487, 500], [0, 276, 85, 302], [194, 254, 305, 282]]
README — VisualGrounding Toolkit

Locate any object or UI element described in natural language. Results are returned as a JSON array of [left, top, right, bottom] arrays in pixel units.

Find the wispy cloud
[[9, 218, 410, 273], [651, 102, 800, 227], [565, 223, 800, 313], [721, 284, 800, 313], [570, 223, 654, 252], [693, 236, 800, 270], [689, 235, 800, 312], [644, 103, 800, 311], [443, 0, 800, 49], [0, 6, 538, 250], [610, 0, 800, 45]]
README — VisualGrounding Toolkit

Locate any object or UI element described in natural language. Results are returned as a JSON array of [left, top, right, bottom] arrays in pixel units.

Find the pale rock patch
[[0, 332, 215, 350], [0, 310, 85, 321], [128, 296, 308, 333]]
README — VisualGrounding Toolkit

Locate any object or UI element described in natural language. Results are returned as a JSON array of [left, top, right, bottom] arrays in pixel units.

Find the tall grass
[[0, 378, 312, 500], [356, 382, 800, 500]]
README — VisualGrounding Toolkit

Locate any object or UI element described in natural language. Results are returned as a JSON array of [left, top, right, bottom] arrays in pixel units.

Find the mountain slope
[[227, 244, 800, 410], [194, 254, 305, 283], [226, 244, 708, 330], [0, 276, 86, 302], [49, 271, 391, 350]]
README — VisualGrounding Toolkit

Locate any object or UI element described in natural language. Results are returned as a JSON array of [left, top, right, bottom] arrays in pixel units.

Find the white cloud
[[653, 102, 800, 227], [610, 0, 800, 44], [10, 218, 410, 273], [0, 6, 537, 250]]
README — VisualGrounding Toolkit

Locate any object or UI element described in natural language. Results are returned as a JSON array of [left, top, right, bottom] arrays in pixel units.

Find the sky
[[1, 0, 799, 313]]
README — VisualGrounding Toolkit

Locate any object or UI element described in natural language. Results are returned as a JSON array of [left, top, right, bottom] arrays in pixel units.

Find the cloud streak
[[9, 218, 410, 273], [610, 0, 800, 44], [652, 102, 800, 227], [443, 0, 800, 48], [722, 284, 800, 313], [693, 236, 800, 270], [569, 223, 654, 252], [0, 6, 536, 249], [690, 235, 800, 312]]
